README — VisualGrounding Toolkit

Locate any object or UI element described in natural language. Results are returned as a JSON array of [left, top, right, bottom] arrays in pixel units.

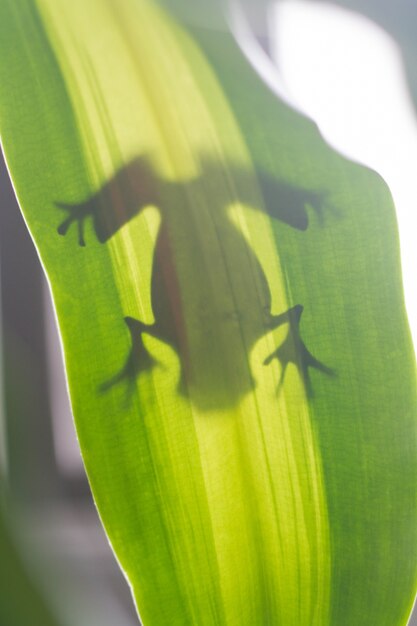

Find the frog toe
[[56, 201, 87, 246], [264, 332, 335, 397], [99, 318, 159, 396]]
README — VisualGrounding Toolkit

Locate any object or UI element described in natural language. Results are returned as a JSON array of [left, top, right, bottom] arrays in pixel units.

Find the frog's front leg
[[56, 200, 93, 246], [264, 304, 335, 396], [100, 317, 160, 397]]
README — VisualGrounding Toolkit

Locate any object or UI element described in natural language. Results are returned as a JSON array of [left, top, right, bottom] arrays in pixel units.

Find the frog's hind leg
[[100, 316, 159, 398], [264, 304, 335, 396]]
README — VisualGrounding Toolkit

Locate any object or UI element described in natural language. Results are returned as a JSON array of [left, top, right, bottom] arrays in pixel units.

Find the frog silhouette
[[57, 156, 334, 409]]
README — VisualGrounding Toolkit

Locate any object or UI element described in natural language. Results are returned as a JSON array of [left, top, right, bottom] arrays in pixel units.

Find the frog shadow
[[56, 155, 335, 410]]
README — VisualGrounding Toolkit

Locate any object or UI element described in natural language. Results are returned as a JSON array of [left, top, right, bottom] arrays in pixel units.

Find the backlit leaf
[[0, 1, 416, 624]]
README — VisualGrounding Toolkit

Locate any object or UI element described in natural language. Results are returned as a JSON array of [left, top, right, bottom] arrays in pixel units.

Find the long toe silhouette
[[100, 317, 159, 394], [264, 305, 335, 396]]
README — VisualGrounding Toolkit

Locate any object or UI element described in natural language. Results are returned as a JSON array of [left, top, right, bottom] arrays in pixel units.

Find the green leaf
[[0, 0, 416, 624]]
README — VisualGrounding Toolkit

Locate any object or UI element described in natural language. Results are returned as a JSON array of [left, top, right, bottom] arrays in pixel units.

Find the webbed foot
[[56, 200, 91, 246], [100, 317, 159, 398], [264, 304, 335, 396]]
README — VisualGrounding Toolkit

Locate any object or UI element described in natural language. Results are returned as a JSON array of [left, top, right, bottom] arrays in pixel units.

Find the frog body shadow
[[57, 156, 334, 409]]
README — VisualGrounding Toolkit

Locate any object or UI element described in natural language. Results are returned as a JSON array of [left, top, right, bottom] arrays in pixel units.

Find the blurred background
[[1, 0, 417, 623]]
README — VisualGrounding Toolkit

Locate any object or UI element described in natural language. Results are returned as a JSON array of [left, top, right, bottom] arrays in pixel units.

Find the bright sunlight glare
[[271, 1, 417, 352]]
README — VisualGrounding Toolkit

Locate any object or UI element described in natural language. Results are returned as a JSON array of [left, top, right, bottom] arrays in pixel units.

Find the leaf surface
[[0, 1, 416, 624]]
